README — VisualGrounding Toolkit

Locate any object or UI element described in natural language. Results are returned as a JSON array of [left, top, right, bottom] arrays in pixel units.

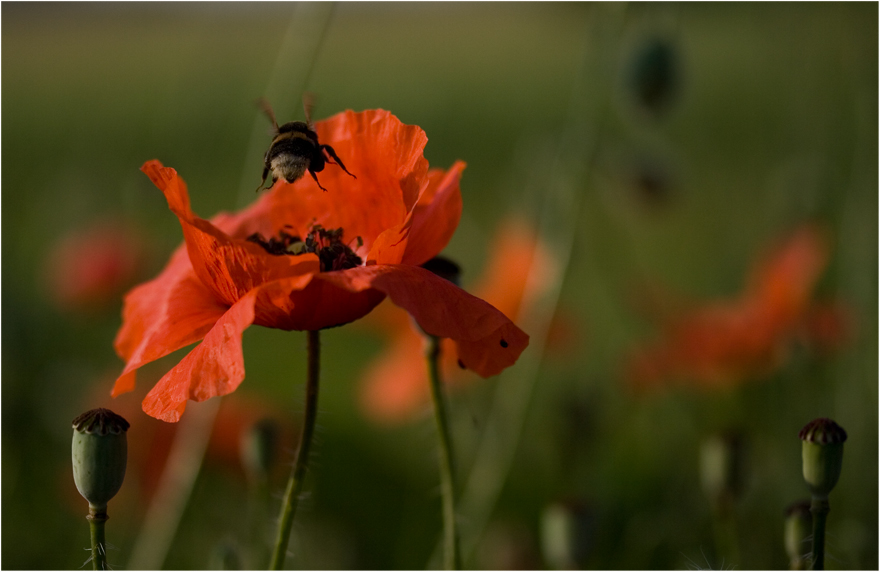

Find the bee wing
[[256, 97, 279, 131], [302, 92, 316, 128]]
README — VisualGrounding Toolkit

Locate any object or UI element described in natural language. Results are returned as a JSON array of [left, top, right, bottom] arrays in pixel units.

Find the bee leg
[[308, 169, 328, 192], [254, 167, 269, 192], [321, 145, 357, 179]]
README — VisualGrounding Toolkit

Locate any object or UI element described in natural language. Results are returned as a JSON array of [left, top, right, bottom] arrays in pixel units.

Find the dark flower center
[[247, 225, 363, 272]]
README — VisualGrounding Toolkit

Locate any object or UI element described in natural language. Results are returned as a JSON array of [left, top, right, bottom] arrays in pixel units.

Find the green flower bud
[[540, 500, 593, 569], [71, 408, 129, 511], [783, 500, 812, 570], [240, 418, 279, 485], [799, 418, 847, 499], [420, 256, 462, 287]]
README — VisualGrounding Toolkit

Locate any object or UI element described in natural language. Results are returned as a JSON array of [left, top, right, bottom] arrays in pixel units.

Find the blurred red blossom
[[44, 220, 149, 312], [112, 110, 528, 422], [359, 218, 570, 423], [626, 223, 853, 391]]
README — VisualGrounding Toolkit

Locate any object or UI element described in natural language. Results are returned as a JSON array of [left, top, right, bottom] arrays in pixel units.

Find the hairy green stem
[[810, 497, 829, 570], [426, 335, 461, 570], [270, 330, 321, 570], [87, 506, 108, 571]]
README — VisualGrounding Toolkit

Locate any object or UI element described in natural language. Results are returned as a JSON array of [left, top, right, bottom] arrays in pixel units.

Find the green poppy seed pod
[[799, 418, 847, 499], [784, 500, 812, 570], [699, 431, 747, 515], [240, 418, 279, 485], [540, 500, 593, 569], [71, 408, 129, 511]]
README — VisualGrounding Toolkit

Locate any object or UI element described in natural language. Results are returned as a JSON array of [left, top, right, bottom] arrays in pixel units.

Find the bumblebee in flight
[[254, 97, 356, 192]]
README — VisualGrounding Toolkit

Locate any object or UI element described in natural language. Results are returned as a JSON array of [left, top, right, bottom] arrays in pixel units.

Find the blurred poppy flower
[[113, 110, 528, 422], [44, 220, 149, 312], [627, 224, 851, 390], [359, 218, 558, 423]]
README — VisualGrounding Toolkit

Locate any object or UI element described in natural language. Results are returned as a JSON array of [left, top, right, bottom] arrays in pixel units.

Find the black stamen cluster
[[247, 230, 304, 256], [248, 225, 363, 272]]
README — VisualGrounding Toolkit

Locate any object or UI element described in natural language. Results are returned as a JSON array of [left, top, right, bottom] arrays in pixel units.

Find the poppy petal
[[112, 245, 227, 397], [252, 273, 387, 332], [141, 290, 259, 422], [401, 162, 466, 266], [320, 265, 529, 377], [359, 331, 428, 422], [367, 163, 465, 265], [141, 161, 320, 306]]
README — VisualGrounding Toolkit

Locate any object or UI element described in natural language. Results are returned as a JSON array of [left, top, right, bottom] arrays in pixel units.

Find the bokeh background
[[2, 2, 877, 569]]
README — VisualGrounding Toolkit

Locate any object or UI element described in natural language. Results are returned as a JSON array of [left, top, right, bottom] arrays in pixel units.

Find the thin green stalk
[[87, 506, 108, 571], [270, 330, 321, 570], [426, 335, 461, 570], [810, 497, 829, 570]]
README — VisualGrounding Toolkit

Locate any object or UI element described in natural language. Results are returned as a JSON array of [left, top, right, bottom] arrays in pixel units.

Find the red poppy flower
[[113, 110, 529, 422], [626, 224, 844, 390], [359, 218, 557, 423], [45, 220, 149, 312]]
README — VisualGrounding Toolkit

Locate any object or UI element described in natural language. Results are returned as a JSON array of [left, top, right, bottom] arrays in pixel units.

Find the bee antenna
[[256, 97, 279, 131], [302, 92, 316, 128]]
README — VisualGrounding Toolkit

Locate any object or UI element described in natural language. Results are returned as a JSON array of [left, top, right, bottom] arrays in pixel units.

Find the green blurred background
[[2, 2, 877, 569]]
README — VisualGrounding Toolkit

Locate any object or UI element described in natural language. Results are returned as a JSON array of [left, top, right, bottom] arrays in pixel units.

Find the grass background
[[2, 2, 877, 569]]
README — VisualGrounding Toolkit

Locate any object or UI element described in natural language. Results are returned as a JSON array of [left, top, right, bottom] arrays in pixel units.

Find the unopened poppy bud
[[240, 418, 279, 485], [72, 408, 129, 511], [699, 431, 746, 515], [540, 500, 593, 569], [799, 418, 847, 499], [420, 256, 462, 287], [783, 500, 812, 570]]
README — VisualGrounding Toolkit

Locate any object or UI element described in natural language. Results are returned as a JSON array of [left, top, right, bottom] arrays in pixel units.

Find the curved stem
[[87, 506, 108, 571], [810, 497, 829, 570], [426, 335, 461, 570], [269, 330, 321, 570]]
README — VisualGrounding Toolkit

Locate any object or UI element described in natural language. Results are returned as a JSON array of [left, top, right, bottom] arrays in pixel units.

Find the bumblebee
[[254, 97, 356, 192]]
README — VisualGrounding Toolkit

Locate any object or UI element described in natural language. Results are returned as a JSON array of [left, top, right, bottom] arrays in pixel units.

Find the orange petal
[[112, 245, 228, 397], [359, 329, 429, 422], [141, 160, 320, 306], [748, 223, 829, 327], [141, 290, 259, 422], [472, 218, 555, 319], [400, 162, 466, 266], [252, 273, 387, 332], [322, 265, 529, 378]]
